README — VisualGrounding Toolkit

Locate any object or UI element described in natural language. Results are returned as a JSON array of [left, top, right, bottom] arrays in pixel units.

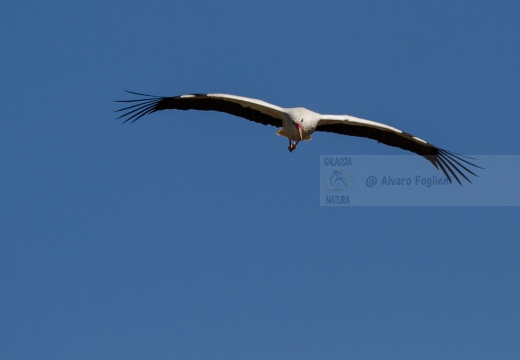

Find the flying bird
[[116, 91, 480, 184]]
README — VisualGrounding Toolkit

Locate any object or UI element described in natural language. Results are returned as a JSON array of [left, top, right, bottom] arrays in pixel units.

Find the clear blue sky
[[2, 1, 519, 358]]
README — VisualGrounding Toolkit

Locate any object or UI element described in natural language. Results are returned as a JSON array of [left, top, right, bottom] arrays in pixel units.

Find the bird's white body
[[117, 91, 480, 184]]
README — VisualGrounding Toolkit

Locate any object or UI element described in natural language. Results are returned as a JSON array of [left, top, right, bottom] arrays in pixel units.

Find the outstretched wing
[[116, 91, 286, 128], [316, 115, 481, 184]]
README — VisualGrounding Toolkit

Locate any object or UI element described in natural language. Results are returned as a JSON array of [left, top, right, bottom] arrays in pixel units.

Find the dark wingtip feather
[[123, 90, 162, 98], [115, 91, 165, 123], [430, 147, 483, 186]]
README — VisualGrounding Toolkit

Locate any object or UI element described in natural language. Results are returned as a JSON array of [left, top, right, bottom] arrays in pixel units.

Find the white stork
[[116, 91, 480, 184]]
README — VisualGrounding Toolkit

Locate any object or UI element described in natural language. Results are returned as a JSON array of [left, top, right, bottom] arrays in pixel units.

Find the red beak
[[297, 123, 303, 140]]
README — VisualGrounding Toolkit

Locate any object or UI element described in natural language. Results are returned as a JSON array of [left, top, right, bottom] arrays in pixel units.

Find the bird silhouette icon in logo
[[323, 169, 353, 194]]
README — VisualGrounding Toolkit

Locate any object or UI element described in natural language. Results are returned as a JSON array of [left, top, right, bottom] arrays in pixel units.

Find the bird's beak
[[297, 123, 303, 140]]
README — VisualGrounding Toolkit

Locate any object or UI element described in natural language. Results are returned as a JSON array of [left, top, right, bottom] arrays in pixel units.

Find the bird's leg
[[288, 140, 299, 152]]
